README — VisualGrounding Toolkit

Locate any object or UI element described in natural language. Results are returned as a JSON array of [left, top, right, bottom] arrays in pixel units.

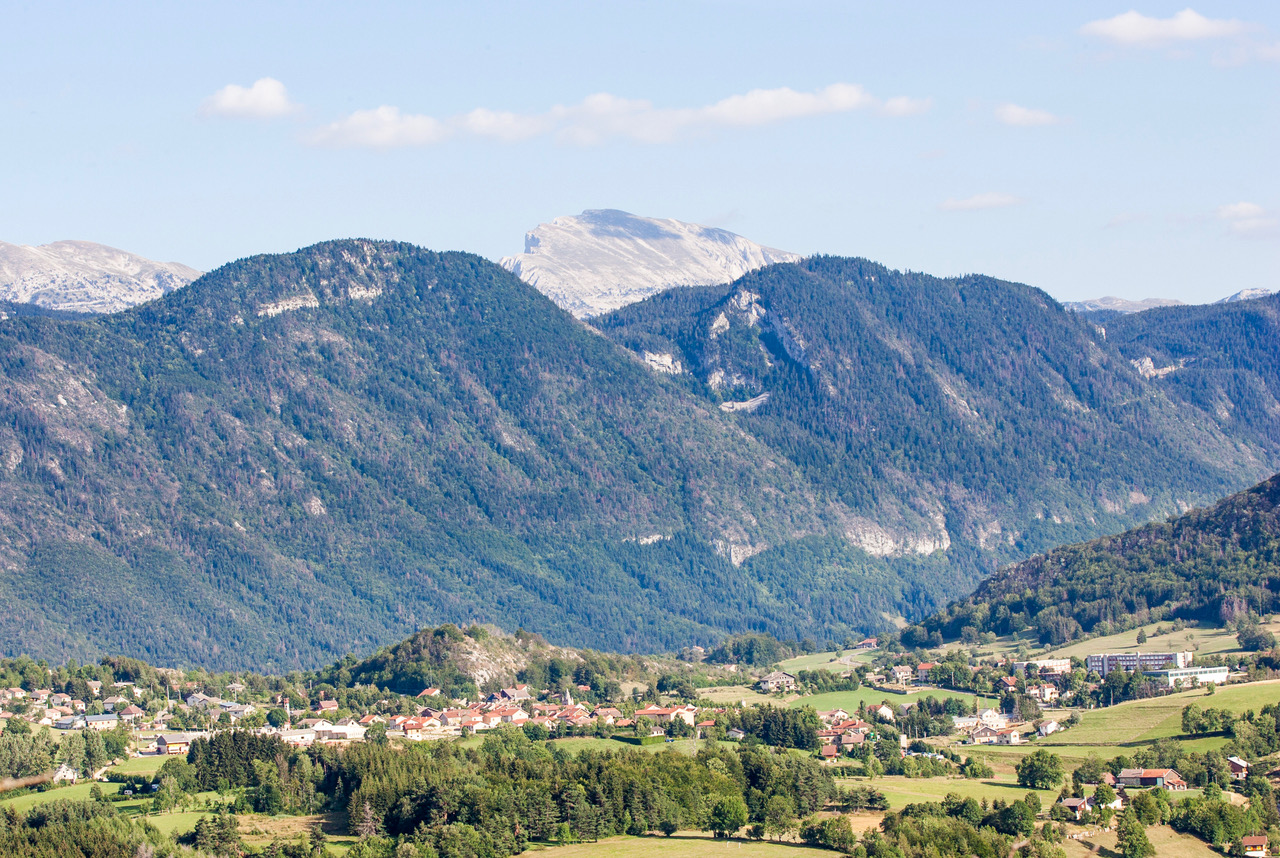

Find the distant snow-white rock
[[1217, 288, 1277, 304], [499, 209, 802, 318], [1064, 296, 1184, 315], [0, 240, 200, 313]]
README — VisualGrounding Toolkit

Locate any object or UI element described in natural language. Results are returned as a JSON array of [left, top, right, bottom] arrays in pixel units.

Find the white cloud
[[307, 106, 452, 148], [1081, 9, 1247, 46], [1217, 201, 1279, 237], [305, 83, 929, 149], [939, 192, 1023, 212], [994, 103, 1061, 126], [201, 78, 298, 119]]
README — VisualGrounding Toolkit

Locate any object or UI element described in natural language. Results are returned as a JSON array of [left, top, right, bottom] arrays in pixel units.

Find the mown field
[[1061, 823, 1219, 857]]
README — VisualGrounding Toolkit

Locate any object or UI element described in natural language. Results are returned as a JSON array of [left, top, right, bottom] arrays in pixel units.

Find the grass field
[[530, 833, 835, 858], [777, 650, 876, 673], [1062, 823, 1218, 857], [109, 754, 169, 775], [845, 772, 1063, 812], [696, 685, 775, 705]]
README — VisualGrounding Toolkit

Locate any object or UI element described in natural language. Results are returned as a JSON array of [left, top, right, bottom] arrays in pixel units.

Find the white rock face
[[1064, 296, 1184, 314], [500, 209, 802, 318], [0, 240, 200, 313], [1218, 288, 1277, 303]]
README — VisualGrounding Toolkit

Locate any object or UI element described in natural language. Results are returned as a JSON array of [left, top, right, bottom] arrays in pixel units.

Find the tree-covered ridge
[[0, 240, 964, 669], [598, 257, 1273, 564], [1104, 293, 1280, 463], [920, 471, 1280, 645]]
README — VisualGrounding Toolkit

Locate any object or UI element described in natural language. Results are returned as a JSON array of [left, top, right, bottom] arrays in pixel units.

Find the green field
[[532, 833, 835, 858], [1062, 823, 1218, 858], [777, 650, 876, 673], [109, 754, 169, 775], [846, 772, 1062, 812], [1042, 620, 1280, 661], [696, 685, 774, 705]]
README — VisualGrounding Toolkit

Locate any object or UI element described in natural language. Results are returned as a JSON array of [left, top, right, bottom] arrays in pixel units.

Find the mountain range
[[0, 240, 200, 314], [4, 237, 1280, 671]]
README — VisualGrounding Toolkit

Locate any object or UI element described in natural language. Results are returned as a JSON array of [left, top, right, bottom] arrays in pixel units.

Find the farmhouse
[[757, 671, 798, 693], [1117, 768, 1187, 790], [156, 733, 192, 755]]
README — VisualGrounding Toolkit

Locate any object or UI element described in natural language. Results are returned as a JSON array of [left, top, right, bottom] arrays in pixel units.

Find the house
[[1229, 756, 1250, 780], [317, 700, 340, 714], [1059, 797, 1092, 821], [417, 688, 441, 699], [1027, 684, 1059, 704], [118, 704, 145, 724], [819, 745, 840, 760], [52, 763, 79, 783], [54, 715, 83, 731], [1117, 768, 1187, 790], [85, 681, 102, 697], [998, 676, 1019, 692], [872, 704, 896, 722], [971, 726, 1000, 745], [103, 696, 127, 712], [838, 731, 866, 749], [916, 663, 938, 684], [156, 733, 192, 755], [855, 638, 878, 650], [757, 671, 798, 694], [891, 666, 915, 686], [1038, 720, 1060, 737], [84, 713, 118, 731], [996, 727, 1022, 745], [185, 693, 218, 710], [727, 727, 746, 741], [977, 708, 1008, 729], [635, 704, 697, 726], [1240, 834, 1268, 857], [817, 708, 851, 724]]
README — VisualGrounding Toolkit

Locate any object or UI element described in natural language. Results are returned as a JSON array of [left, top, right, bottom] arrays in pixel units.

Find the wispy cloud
[[994, 103, 1061, 127], [1081, 9, 1247, 46], [1217, 201, 1279, 238], [305, 83, 930, 149], [940, 192, 1023, 212], [201, 78, 299, 119]]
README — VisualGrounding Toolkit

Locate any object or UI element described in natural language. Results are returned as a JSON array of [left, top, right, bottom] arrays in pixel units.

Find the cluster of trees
[[0, 798, 201, 858], [859, 792, 1068, 857], [720, 706, 821, 750], [167, 725, 840, 850]]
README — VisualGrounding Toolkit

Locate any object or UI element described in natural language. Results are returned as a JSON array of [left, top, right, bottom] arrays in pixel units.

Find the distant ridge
[[500, 209, 801, 318], [0, 239, 200, 313]]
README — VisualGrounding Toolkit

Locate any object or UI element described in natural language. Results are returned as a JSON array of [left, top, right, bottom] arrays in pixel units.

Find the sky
[[2, 2, 1277, 304]]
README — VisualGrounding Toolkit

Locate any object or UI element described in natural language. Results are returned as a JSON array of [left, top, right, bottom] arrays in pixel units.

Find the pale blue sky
[[2, 2, 1276, 303]]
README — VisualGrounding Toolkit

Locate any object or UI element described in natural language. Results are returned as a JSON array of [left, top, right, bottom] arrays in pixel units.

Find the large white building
[[1147, 666, 1229, 689], [1085, 651, 1193, 676]]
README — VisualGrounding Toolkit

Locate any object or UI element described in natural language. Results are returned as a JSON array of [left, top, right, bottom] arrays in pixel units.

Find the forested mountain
[[919, 471, 1280, 646], [1102, 294, 1280, 463], [596, 257, 1275, 565], [0, 241, 959, 670], [2, 241, 1277, 672]]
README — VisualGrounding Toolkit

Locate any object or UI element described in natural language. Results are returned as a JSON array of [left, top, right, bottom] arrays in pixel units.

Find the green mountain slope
[[597, 257, 1275, 565], [0, 241, 962, 669], [1103, 294, 1280, 460], [920, 471, 1280, 646]]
